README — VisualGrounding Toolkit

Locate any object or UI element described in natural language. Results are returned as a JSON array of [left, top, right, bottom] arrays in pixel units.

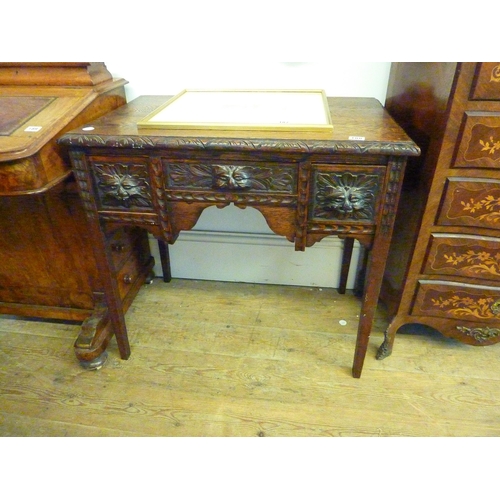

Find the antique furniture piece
[[0, 63, 154, 369], [378, 62, 500, 359], [59, 95, 418, 378]]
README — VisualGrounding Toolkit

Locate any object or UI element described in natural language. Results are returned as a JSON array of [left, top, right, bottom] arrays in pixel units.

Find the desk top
[[59, 96, 419, 157]]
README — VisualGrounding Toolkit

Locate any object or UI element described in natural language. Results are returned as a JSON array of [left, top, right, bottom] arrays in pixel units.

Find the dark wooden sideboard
[[378, 62, 500, 358], [0, 63, 154, 369], [59, 95, 419, 377]]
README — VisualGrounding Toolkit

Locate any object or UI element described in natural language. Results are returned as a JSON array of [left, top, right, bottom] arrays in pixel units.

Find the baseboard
[[149, 230, 360, 289]]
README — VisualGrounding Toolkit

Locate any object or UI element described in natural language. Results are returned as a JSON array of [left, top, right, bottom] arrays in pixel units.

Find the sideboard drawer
[[437, 177, 500, 230], [423, 233, 500, 280], [412, 280, 500, 323], [470, 63, 500, 100]]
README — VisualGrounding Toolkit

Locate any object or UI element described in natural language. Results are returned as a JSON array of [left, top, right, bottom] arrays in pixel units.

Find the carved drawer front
[[309, 165, 385, 223], [454, 112, 500, 169], [470, 63, 500, 100], [88, 156, 153, 211], [412, 280, 500, 323], [162, 159, 297, 204], [437, 177, 500, 230], [423, 233, 500, 280]]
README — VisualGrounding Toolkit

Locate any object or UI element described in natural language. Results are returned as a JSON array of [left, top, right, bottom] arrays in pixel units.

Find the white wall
[[104, 62, 391, 288]]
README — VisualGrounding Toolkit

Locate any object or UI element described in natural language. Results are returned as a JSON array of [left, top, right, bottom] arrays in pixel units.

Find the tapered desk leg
[[338, 237, 354, 294], [158, 239, 172, 283], [351, 237, 391, 378]]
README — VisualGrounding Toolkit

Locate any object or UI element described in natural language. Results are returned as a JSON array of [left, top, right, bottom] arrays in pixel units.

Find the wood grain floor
[[1, 278, 499, 437]]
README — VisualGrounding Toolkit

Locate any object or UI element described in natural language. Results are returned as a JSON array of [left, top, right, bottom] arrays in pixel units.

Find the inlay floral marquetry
[[424, 235, 500, 279], [465, 124, 500, 163], [444, 249, 500, 277], [91, 161, 152, 209], [490, 64, 500, 82], [312, 171, 381, 221], [430, 295, 497, 320], [164, 161, 296, 193], [413, 281, 500, 322], [460, 193, 500, 224], [438, 179, 500, 229]]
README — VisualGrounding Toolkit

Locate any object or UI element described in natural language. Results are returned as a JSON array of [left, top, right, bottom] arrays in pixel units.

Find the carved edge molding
[[381, 156, 406, 234], [71, 152, 99, 219], [59, 134, 420, 157]]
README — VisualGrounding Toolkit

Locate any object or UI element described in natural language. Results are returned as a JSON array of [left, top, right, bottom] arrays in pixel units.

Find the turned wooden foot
[[74, 294, 113, 369], [79, 350, 109, 370]]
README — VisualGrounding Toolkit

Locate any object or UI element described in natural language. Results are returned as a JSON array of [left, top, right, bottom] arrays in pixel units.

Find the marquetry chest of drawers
[[378, 62, 500, 358]]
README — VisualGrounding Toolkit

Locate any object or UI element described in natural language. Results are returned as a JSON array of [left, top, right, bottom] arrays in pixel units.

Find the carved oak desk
[[59, 96, 419, 377]]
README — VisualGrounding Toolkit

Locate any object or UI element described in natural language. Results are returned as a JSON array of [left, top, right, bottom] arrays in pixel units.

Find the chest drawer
[[423, 233, 500, 280], [470, 63, 500, 100], [454, 112, 500, 169], [437, 177, 500, 230], [412, 280, 500, 323]]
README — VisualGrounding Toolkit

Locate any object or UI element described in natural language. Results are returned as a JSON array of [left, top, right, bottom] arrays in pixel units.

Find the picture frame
[[136, 89, 333, 132]]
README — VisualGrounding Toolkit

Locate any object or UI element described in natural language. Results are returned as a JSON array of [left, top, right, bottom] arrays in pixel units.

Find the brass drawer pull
[[122, 274, 133, 284], [491, 300, 500, 315]]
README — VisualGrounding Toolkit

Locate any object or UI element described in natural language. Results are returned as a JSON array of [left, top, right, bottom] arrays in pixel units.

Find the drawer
[[162, 159, 297, 196], [423, 233, 500, 280], [107, 227, 140, 270], [437, 177, 500, 230], [454, 112, 500, 169], [309, 165, 385, 223], [470, 63, 500, 100], [412, 280, 500, 323], [116, 250, 143, 300], [88, 156, 153, 211]]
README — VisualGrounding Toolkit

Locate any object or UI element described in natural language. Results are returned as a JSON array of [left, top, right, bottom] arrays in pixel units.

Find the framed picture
[[136, 89, 333, 132]]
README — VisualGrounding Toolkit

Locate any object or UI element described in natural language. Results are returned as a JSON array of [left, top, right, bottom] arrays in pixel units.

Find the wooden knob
[[123, 274, 133, 284]]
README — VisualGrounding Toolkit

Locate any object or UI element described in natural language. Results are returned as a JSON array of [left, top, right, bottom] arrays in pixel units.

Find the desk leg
[[157, 239, 172, 283], [89, 220, 131, 361], [338, 237, 354, 294], [351, 237, 389, 378]]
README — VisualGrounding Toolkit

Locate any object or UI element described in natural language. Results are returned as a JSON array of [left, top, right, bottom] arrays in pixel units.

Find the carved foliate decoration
[[457, 325, 500, 342], [59, 133, 420, 157], [164, 162, 296, 193], [312, 171, 379, 221], [92, 162, 152, 209]]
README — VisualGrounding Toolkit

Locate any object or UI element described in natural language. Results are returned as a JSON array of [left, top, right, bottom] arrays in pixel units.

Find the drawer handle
[[123, 274, 133, 284], [491, 300, 500, 315], [111, 243, 126, 252]]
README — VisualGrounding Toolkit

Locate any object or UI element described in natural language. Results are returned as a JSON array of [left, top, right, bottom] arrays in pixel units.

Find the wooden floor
[[1, 278, 500, 437]]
